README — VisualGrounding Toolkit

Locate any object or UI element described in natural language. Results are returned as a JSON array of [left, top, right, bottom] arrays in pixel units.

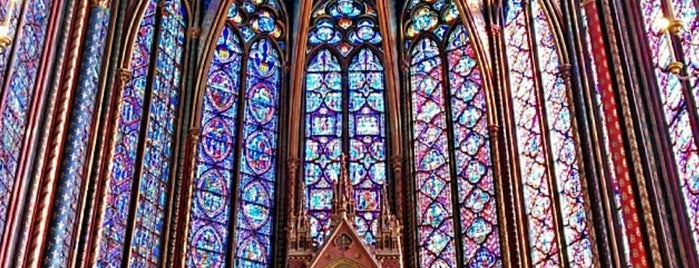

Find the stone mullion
[[82, 0, 149, 265], [167, 3, 201, 267], [171, 128, 200, 268]]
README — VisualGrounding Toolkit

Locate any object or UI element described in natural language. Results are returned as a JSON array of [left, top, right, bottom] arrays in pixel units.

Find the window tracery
[[95, 0, 187, 266], [186, 1, 286, 267], [302, 0, 389, 248], [403, 0, 503, 266], [503, 0, 594, 266]]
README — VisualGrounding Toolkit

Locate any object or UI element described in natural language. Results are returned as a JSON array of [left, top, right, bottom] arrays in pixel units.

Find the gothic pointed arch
[[289, 0, 402, 252], [501, 0, 597, 266], [87, 0, 189, 266], [182, 0, 288, 267], [402, 0, 505, 267]]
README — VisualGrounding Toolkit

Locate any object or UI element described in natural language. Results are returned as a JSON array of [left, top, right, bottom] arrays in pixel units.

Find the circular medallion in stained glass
[[191, 224, 226, 253], [334, 0, 361, 17], [245, 132, 274, 174], [249, 85, 276, 124], [237, 237, 267, 262], [202, 118, 233, 161], [242, 182, 271, 228], [252, 11, 276, 33], [206, 75, 237, 110], [412, 7, 438, 33], [196, 170, 229, 217]]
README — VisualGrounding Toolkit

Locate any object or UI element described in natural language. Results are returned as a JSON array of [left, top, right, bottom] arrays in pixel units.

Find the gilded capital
[[559, 64, 573, 80], [287, 157, 300, 173], [390, 155, 403, 171], [490, 25, 502, 37], [187, 128, 201, 141], [117, 68, 132, 87], [488, 125, 501, 139], [187, 27, 201, 39], [90, 0, 109, 9]]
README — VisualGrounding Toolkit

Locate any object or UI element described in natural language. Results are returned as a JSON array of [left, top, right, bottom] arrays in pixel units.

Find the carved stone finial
[[288, 178, 313, 253], [375, 182, 402, 267], [332, 154, 356, 223]]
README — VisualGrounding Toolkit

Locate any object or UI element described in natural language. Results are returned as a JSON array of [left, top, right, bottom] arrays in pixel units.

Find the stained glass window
[[639, 0, 699, 252], [0, 0, 53, 242], [95, 0, 186, 266], [187, 1, 286, 267], [302, 0, 389, 248], [503, 0, 593, 266], [403, 0, 503, 266], [0, 0, 22, 89]]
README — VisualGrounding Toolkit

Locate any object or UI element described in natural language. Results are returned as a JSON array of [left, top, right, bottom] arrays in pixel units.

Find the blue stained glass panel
[[404, 1, 503, 267], [446, 24, 502, 267], [188, 1, 285, 267], [304, 49, 343, 246], [348, 48, 387, 246], [303, 0, 389, 248], [129, 0, 186, 266], [98, 1, 157, 265], [233, 38, 281, 267], [188, 25, 242, 268], [409, 38, 458, 267]]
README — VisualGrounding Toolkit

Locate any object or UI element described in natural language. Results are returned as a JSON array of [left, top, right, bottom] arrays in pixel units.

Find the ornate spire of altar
[[331, 154, 356, 224], [287, 177, 313, 266], [375, 183, 403, 267]]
